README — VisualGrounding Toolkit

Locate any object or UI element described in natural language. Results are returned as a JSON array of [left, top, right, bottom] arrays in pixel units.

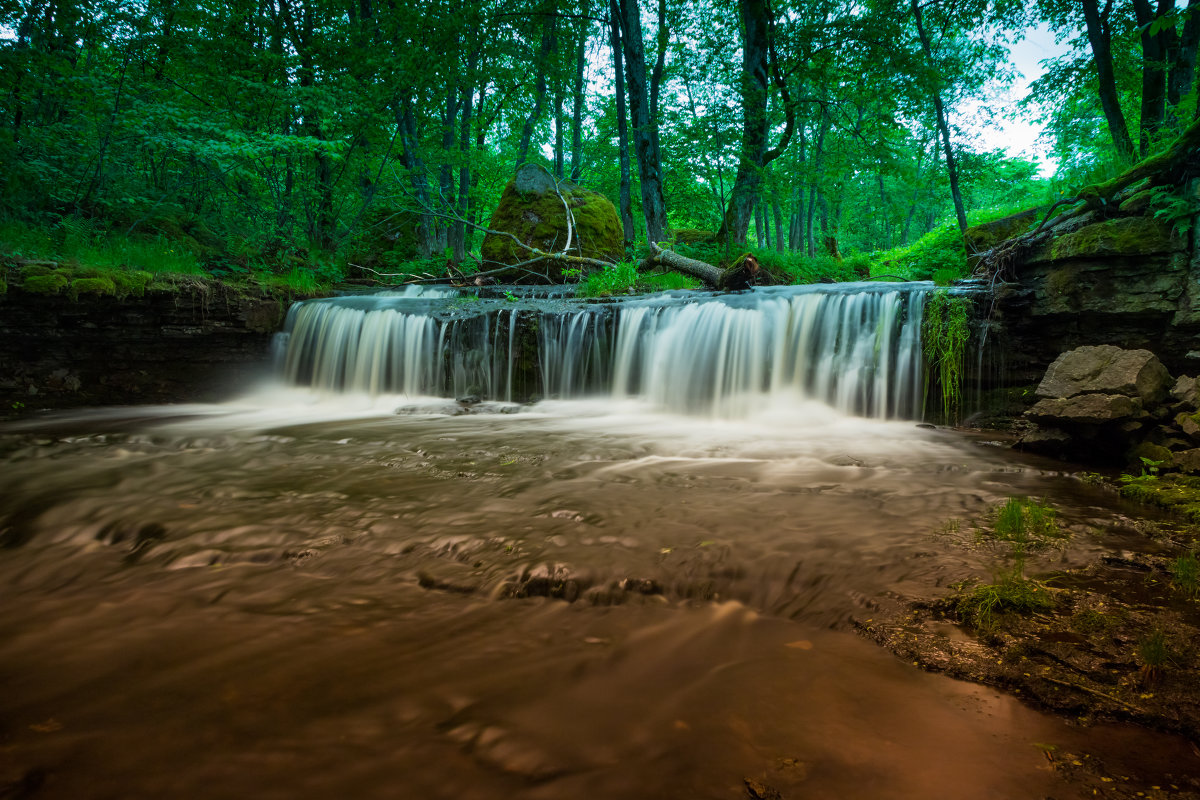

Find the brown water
[[2, 396, 1197, 799]]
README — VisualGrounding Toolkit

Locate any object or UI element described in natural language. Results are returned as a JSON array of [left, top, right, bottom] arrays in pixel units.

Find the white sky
[[965, 24, 1071, 175]]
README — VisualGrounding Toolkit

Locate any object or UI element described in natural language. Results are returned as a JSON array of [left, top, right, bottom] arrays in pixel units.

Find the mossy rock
[[1048, 216, 1185, 261], [68, 276, 116, 299], [112, 270, 153, 298], [22, 273, 69, 294], [964, 207, 1043, 260], [20, 264, 60, 279], [481, 164, 622, 283]]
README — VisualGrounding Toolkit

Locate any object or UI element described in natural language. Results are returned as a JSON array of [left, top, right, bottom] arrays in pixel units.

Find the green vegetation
[[578, 262, 703, 297], [983, 497, 1065, 554], [1119, 473, 1200, 523], [954, 563, 1055, 629], [1170, 551, 1199, 599], [1137, 628, 1172, 685], [921, 290, 971, 423]]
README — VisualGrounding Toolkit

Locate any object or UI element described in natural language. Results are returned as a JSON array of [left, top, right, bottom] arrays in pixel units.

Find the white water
[[275, 283, 932, 419]]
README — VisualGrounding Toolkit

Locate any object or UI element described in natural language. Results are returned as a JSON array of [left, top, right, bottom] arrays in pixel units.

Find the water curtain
[[276, 284, 931, 419]]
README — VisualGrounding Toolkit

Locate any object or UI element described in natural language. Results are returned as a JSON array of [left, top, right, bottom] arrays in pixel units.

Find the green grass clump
[[579, 261, 639, 297], [22, 273, 69, 294], [1169, 551, 1199, 598], [955, 564, 1055, 628], [922, 290, 971, 423], [873, 223, 967, 282], [638, 270, 702, 292], [988, 497, 1063, 552]]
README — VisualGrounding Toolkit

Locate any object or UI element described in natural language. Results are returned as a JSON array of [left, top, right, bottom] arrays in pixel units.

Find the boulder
[[1170, 375, 1200, 408], [1027, 393, 1142, 424], [1036, 345, 1171, 404], [480, 164, 623, 283]]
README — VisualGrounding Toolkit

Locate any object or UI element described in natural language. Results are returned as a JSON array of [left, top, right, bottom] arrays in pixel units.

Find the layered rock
[[1018, 345, 1200, 472]]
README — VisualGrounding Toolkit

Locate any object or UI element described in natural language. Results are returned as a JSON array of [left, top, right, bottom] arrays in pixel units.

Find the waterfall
[[275, 283, 932, 419]]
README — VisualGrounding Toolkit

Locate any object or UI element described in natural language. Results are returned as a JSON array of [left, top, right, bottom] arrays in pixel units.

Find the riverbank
[[855, 453, 1200, 797]]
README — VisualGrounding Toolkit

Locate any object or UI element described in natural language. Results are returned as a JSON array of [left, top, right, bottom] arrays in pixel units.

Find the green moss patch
[[22, 273, 69, 294], [68, 276, 117, 299], [1048, 216, 1184, 261], [1119, 474, 1200, 523]]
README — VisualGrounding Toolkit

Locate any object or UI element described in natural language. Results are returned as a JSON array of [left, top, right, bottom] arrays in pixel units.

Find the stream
[[2, 284, 1198, 798]]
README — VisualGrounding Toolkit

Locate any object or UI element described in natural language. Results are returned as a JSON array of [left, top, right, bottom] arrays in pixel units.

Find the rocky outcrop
[[1018, 345, 1200, 470], [0, 281, 314, 413], [480, 164, 623, 283]]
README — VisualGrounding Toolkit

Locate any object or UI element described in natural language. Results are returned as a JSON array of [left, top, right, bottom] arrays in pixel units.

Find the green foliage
[[1170, 551, 1199, 599], [985, 497, 1063, 554], [1145, 185, 1200, 236], [1137, 628, 1172, 673], [579, 261, 639, 297], [921, 290, 971, 423], [639, 271, 702, 292], [872, 223, 967, 281], [954, 563, 1055, 629]]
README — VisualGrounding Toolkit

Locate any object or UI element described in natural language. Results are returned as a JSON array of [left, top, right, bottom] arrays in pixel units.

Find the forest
[[1, 0, 1198, 292]]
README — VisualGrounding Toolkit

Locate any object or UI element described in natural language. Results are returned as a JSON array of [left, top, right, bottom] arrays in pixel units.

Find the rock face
[[987, 207, 1199, 384], [1018, 345, 1200, 471], [0, 282, 302, 413], [481, 164, 623, 283]]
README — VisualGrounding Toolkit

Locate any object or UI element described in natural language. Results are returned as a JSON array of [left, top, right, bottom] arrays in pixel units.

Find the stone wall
[[0, 284, 304, 413]]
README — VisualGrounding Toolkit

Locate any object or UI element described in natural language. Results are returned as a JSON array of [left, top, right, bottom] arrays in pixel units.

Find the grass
[[1170, 550, 1199, 598], [577, 262, 702, 298], [1137, 627, 1172, 686], [954, 562, 1055, 629], [1119, 473, 1200, 523], [976, 497, 1065, 556]]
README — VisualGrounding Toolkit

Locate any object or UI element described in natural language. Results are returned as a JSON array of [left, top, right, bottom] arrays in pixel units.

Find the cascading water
[[274, 282, 932, 419]]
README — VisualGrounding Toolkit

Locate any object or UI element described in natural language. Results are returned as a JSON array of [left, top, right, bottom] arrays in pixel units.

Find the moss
[[21, 273, 69, 294], [1048, 216, 1184, 260], [111, 270, 153, 298], [0, 277, 6, 295], [964, 207, 1042, 256], [1043, 264, 1077, 297], [1119, 473, 1200, 522], [20, 264, 61, 279], [68, 276, 117, 299], [670, 228, 717, 246], [481, 177, 623, 282]]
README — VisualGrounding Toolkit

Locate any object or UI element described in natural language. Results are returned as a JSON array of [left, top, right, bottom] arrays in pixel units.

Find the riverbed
[[2, 394, 1198, 798]]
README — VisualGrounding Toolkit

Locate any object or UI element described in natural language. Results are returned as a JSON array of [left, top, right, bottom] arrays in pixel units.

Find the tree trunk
[[772, 197, 784, 252], [1081, 0, 1136, 160], [806, 109, 828, 257], [1169, 0, 1200, 122], [618, 0, 668, 243], [517, 12, 556, 168], [453, 45, 478, 265], [645, 242, 722, 285], [397, 95, 436, 258], [439, 80, 458, 251], [911, 0, 967, 235], [753, 204, 764, 247], [718, 0, 770, 244], [1133, 0, 1172, 156], [569, 6, 588, 181], [609, 0, 636, 245]]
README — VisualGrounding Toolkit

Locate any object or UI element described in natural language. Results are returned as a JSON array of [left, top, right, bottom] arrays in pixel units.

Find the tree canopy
[[0, 0, 1194, 285]]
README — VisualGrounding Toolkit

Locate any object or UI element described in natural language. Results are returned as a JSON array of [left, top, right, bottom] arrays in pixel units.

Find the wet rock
[[744, 777, 783, 800], [1171, 375, 1200, 408], [1015, 426, 1072, 457]]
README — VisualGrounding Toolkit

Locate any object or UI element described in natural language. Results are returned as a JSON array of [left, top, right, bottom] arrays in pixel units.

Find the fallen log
[[642, 244, 768, 290]]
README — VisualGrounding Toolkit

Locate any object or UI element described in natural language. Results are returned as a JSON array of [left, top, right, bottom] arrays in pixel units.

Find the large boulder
[[481, 164, 623, 283], [1035, 345, 1171, 404], [1018, 345, 1172, 462]]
